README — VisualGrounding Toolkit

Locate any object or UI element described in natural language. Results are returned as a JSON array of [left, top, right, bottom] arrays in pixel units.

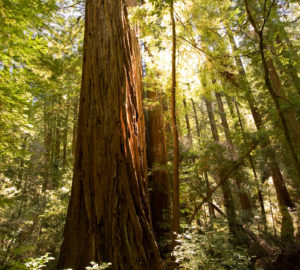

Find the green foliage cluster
[[0, 0, 84, 268], [173, 224, 255, 270]]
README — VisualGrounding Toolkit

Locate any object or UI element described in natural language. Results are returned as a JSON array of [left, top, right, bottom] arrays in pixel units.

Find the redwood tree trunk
[[146, 79, 171, 238], [57, 1, 163, 269]]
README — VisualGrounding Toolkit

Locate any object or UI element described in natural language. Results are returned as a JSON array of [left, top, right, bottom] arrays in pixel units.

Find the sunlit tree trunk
[[57, 1, 163, 269]]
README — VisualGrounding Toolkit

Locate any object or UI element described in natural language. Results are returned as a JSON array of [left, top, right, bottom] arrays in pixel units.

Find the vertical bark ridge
[[57, 1, 163, 269]]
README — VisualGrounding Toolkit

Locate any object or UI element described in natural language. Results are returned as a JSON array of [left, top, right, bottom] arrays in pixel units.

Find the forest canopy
[[0, 0, 300, 269]]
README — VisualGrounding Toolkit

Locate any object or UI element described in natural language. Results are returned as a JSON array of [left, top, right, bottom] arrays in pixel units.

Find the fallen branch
[[189, 142, 258, 224]]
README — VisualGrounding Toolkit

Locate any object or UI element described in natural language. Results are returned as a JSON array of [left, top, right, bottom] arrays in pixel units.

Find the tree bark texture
[[146, 82, 171, 238], [58, 1, 163, 269]]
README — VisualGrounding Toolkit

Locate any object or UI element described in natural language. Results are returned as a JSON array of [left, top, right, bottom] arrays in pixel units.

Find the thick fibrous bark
[[57, 1, 163, 269]]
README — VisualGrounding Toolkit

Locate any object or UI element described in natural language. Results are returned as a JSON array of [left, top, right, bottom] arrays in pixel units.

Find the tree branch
[[188, 141, 258, 224]]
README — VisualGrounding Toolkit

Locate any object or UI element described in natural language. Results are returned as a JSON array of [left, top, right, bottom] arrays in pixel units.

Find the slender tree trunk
[[43, 98, 52, 191], [183, 98, 192, 141], [52, 111, 61, 189], [228, 23, 295, 241], [191, 99, 215, 220], [191, 98, 201, 141], [204, 97, 240, 237], [170, 0, 180, 234], [57, 1, 163, 269], [233, 100, 267, 229], [204, 171, 216, 220], [215, 91, 252, 220]]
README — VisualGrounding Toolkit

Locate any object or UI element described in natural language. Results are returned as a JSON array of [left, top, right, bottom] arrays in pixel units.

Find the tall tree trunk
[[57, 1, 163, 269], [228, 26, 295, 241], [146, 81, 171, 239], [215, 91, 252, 220], [191, 98, 201, 142], [170, 0, 180, 234], [52, 117, 61, 188], [191, 98, 215, 219], [183, 98, 192, 142], [204, 171, 216, 220], [234, 99, 267, 230], [43, 98, 52, 191], [204, 97, 240, 237]]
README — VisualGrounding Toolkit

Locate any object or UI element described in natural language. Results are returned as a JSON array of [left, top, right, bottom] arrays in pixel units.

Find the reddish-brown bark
[[57, 1, 163, 269], [146, 81, 171, 238]]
